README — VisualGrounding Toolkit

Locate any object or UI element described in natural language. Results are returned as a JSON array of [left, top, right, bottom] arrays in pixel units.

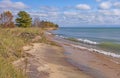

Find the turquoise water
[[52, 27, 120, 57]]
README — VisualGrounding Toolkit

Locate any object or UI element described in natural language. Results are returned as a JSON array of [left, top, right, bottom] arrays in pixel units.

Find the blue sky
[[12, 0, 96, 7], [0, 0, 120, 27]]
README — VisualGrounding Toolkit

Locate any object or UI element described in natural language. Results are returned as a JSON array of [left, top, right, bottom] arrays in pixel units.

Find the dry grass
[[0, 57, 26, 78], [0, 28, 44, 78], [0, 27, 59, 78]]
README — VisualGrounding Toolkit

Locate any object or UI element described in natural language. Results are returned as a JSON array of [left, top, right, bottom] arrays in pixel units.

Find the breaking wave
[[70, 44, 120, 58]]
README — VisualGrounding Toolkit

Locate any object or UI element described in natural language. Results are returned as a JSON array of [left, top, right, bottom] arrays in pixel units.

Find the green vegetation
[[16, 11, 32, 28], [40, 21, 59, 29], [33, 17, 59, 29], [0, 10, 59, 78], [0, 57, 26, 78], [0, 28, 59, 78], [0, 28, 43, 60], [0, 11, 59, 29], [99, 42, 120, 52], [0, 28, 44, 78]]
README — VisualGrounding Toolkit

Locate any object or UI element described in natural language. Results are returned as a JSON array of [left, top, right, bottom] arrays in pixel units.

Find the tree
[[0, 11, 15, 28], [16, 11, 32, 28], [33, 17, 42, 27], [32, 17, 59, 29], [40, 21, 59, 29]]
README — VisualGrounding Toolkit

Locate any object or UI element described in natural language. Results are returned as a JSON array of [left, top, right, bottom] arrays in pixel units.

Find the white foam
[[110, 59, 120, 64], [71, 44, 88, 50], [55, 34, 99, 45], [77, 38, 99, 45], [88, 49, 120, 58], [46, 32, 52, 35], [70, 44, 120, 58], [55, 35, 67, 39], [55, 35, 120, 58]]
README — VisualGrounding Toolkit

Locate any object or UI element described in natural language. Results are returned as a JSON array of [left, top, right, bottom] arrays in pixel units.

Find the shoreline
[[14, 30, 120, 78], [13, 30, 94, 78], [22, 43, 93, 78], [52, 33, 120, 58], [46, 32, 120, 78]]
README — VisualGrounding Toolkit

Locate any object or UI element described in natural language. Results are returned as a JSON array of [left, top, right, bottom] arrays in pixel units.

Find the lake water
[[52, 27, 120, 44], [52, 27, 120, 58]]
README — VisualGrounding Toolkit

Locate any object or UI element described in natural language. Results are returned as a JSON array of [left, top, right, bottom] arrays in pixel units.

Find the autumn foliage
[[0, 11, 15, 28], [0, 11, 59, 29], [33, 17, 59, 29]]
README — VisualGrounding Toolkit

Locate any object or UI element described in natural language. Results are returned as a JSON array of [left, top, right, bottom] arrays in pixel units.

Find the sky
[[0, 0, 120, 27]]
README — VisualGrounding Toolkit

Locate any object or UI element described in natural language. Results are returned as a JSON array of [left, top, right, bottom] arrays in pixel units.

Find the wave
[[46, 32, 52, 35], [70, 44, 120, 58], [77, 38, 99, 45], [54, 34, 120, 58], [55, 35, 99, 45], [55, 35, 67, 38], [58, 36, 99, 45]]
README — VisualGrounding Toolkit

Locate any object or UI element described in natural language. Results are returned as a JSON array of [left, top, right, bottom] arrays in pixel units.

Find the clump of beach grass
[[0, 28, 44, 78], [0, 57, 26, 78]]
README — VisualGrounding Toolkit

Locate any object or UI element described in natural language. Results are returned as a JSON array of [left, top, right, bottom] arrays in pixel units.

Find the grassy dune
[[0, 57, 26, 78], [0, 28, 44, 78]]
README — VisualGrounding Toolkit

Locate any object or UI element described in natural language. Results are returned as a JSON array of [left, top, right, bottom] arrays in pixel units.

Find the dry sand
[[22, 43, 93, 78]]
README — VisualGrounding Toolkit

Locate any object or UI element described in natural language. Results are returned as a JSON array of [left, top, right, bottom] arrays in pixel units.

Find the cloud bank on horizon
[[0, 0, 120, 27]]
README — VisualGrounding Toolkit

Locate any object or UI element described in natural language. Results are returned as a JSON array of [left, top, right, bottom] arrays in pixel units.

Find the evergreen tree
[[16, 11, 32, 27]]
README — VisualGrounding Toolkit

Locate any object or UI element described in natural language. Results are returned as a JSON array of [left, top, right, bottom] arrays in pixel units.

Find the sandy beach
[[13, 32, 120, 78], [1, 0, 120, 78], [46, 32, 120, 78], [22, 43, 93, 78]]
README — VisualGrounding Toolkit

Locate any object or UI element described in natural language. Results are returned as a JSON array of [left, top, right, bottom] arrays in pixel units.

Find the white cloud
[[63, 12, 78, 16], [112, 9, 120, 15], [0, 0, 27, 10], [1, 0, 120, 26], [98, 9, 120, 15], [76, 4, 91, 10], [98, 10, 111, 15], [27, 7, 120, 26], [113, 2, 120, 8], [99, 1, 112, 9], [39, 6, 59, 12], [29, 12, 48, 17], [96, 0, 101, 2]]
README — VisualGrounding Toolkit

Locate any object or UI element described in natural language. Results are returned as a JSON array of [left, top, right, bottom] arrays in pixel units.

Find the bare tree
[[0, 11, 15, 28], [33, 17, 42, 27]]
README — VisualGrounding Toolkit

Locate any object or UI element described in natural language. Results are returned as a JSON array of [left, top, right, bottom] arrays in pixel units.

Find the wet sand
[[48, 33, 120, 78]]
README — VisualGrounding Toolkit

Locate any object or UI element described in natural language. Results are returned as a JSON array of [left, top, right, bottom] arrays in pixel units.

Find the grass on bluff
[[0, 28, 43, 78], [0, 57, 26, 78]]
